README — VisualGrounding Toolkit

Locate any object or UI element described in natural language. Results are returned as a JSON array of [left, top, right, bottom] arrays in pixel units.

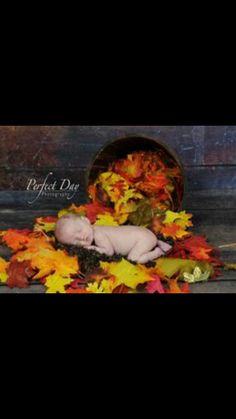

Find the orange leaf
[[161, 223, 190, 240]]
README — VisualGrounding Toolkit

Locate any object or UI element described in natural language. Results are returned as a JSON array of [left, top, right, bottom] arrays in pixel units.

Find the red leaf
[[171, 235, 224, 266], [6, 260, 36, 288], [146, 274, 165, 294], [84, 203, 113, 223]]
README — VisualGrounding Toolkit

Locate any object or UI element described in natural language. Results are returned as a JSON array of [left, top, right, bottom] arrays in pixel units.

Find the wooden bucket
[[86, 135, 185, 211]]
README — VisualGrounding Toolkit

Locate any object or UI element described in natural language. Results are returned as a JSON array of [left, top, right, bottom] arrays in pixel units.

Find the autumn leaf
[[84, 203, 113, 224], [95, 214, 119, 226], [1, 228, 32, 251], [171, 235, 223, 265], [86, 280, 114, 293], [153, 257, 214, 280], [57, 203, 87, 219], [166, 279, 190, 294], [146, 274, 165, 293], [114, 199, 139, 225], [160, 223, 191, 240], [95, 172, 130, 203], [34, 216, 58, 233], [163, 210, 193, 229], [12, 232, 55, 262], [100, 258, 152, 290], [45, 273, 73, 293], [128, 199, 154, 227], [110, 152, 143, 182], [6, 260, 36, 288], [31, 248, 79, 280], [0, 256, 9, 283], [183, 266, 211, 283], [136, 172, 169, 195]]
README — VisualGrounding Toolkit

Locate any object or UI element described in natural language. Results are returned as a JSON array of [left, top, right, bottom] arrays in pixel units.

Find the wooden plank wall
[[0, 126, 236, 293], [0, 125, 236, 210]]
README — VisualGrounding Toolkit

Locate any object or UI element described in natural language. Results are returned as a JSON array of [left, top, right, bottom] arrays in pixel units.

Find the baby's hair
[[59, 213, 78, 220], [54, 213, 78, 240]]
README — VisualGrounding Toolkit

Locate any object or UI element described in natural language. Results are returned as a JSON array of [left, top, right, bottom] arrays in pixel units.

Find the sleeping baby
[[55, 214, 172, 264]]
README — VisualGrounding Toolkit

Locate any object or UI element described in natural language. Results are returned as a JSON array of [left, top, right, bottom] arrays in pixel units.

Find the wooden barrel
[[87, 135, 185, 211]]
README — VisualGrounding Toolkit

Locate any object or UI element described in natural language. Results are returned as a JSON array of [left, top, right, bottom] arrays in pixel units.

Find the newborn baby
[[55, 214, 172, 264]]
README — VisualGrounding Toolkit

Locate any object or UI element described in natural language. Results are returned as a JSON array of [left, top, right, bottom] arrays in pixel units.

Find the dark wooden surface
[[0, 126, 236, 293]]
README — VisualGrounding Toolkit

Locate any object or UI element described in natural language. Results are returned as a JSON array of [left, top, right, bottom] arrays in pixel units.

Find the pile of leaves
[[0, 150, 227, 293]]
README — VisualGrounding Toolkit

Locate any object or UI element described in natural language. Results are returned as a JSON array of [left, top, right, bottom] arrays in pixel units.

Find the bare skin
[[55, 214, 172, 264]]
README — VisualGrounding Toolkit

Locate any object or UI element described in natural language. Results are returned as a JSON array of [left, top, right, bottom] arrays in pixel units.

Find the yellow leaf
[[29, 248, 79, 280], [100, 258, 151, 290], [95, 214, 119, 226], [13, 233, 55, 262], [45, 273, 73, 293], [154, 257, 214, 280], [96, 172, 130, 203], [57, 203, 86, 218], [86, 278, 115, 293], [163, 210, 193, 229], [0, 256, 9, 283], [161, 223, 190, 240], [0, 261, 8, 282], [34, 217, 56, 233], [183, 266, 211, 283], [0, 272, 8, 283]]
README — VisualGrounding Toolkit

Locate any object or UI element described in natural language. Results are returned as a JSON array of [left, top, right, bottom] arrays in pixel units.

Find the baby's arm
[[84, 233, 114, 256]]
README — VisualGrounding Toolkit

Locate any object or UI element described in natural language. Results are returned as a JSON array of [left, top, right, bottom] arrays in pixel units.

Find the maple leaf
[[1, 228, 32, 251], [163, 210, 193, 229], [171, 235, 223, 265], [12, 232, 55, 262], [57, 203, 87, 219], [84, 203, 113, 224], [45, 273, 73, 293], [34, 216, 58, 233], [154, 257, 214, 281], [31, 248, 79, 280], [86, 281, 109, 293], [95, 214, 119, 226], [110, 152, 143, 182], [183, 266, 211, 283], [166, 279, 190, 294], [146, 274, 165, 293], [95, 172, 130, 203], [6, 260, 36, 288], [160, 223, 191, 240], [128, 199, 154, 227], [115, 189, 143, 213], [100, 258, 152, 290], [114, 198, 139, 225], [0, 256, 9, 283]]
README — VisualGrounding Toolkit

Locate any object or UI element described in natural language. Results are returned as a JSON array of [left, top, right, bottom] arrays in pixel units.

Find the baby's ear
[[81, 216, 91, 225]]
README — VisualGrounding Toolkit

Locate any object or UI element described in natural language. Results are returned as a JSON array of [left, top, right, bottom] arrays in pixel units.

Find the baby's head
[[55, 214, 94, 247]]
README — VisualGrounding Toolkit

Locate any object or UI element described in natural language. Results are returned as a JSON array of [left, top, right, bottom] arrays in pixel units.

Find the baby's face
[[56, 217, 93, 247]]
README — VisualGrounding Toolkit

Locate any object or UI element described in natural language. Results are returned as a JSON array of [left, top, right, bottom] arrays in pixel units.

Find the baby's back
[[93, 225, 157, 255]]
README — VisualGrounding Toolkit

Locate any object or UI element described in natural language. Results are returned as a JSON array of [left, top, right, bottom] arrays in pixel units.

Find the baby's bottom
[[127, 240, 171, 264]]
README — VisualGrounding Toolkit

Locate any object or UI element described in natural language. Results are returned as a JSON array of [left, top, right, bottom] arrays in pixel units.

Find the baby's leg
[[127, 243, 165, 264], [135, 247, 165, 264], [156, 239, 172, 254]]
